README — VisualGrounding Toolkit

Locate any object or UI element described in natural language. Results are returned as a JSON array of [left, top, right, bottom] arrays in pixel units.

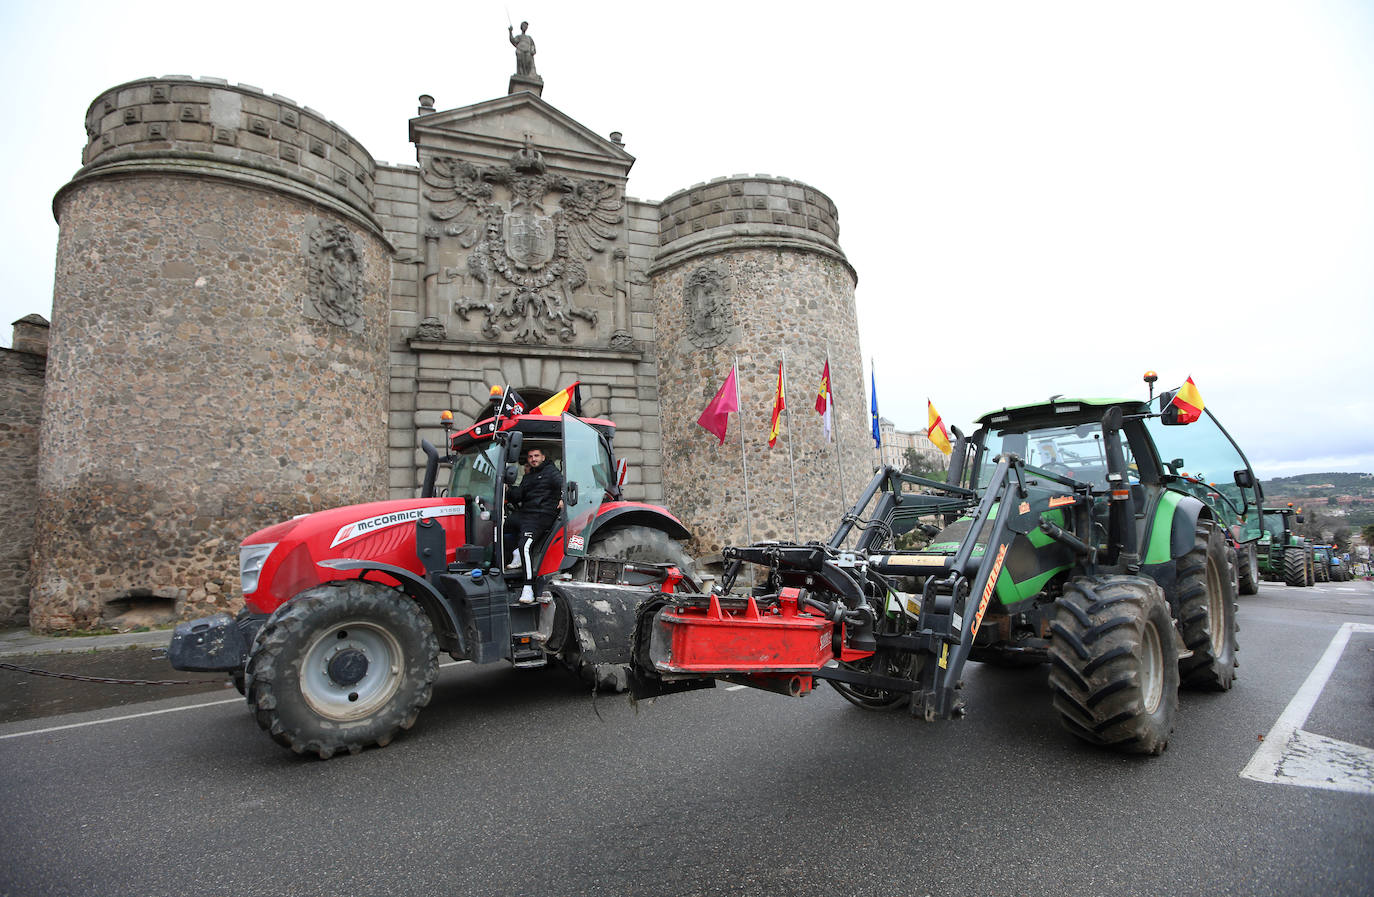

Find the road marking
[[0, 659, 473, 742], [1241, 622, 1374, 796], [0, 697, 244, 741], [724, 684, 747, 691]]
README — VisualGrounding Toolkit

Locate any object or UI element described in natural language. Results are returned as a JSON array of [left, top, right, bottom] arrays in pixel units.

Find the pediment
[[409, 92, 634, 182]]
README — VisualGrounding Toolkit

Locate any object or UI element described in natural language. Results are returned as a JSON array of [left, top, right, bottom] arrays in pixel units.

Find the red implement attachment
[[649, 588, 846, 696]]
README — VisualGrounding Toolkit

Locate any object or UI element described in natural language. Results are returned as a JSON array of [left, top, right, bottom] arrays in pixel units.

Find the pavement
[[0, 625, 232, 724], [0, 626, 174, 658]]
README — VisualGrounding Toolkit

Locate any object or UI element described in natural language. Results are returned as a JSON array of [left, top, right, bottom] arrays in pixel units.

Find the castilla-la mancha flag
[[768, 361, 786, 448], [927, 399, 952, 456], [1171, 376, 1206, 424], [815, 360, 833, 442], [697, 365, 740, 445]]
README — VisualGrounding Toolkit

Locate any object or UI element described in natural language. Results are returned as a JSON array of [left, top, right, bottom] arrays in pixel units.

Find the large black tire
[[245, 581, 439, 759], [1237, 543, 1259, 596], [829, 648, 917, 711], [561, 525, 696, 690], [1283, 547, 1307, 587], [1225, 545, 1240, 599], [1305, 549, 1316, 587], [1049, 575, 1179, 755], [1314, 557, 1330, 583], [1177, 524, 1239, 691]]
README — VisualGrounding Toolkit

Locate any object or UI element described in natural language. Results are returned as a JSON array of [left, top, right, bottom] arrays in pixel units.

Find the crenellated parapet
[[71, 76, 381, 232]]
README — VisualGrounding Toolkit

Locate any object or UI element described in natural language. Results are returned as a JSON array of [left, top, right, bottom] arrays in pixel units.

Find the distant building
[[877, 417, 947, 473]]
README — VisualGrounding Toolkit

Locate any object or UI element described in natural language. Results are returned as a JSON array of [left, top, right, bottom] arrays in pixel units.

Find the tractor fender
[[316, 558, 466, 656], [547, 503, 692, 574], [590, 503, 691, 542], [1142, 493, 1213, 564]]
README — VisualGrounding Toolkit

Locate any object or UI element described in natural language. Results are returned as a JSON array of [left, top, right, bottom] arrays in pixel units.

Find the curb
[[0, 629, 172, 659]]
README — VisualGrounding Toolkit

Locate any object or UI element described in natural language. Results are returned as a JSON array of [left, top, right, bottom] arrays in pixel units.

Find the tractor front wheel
[[1049, 575, 1179, 755], [245, 581, 439, 759], [1177, 523, 1239, 691], [829, 648, 917, 711]]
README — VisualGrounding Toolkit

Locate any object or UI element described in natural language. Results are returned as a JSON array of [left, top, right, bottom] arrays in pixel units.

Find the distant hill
[[1260, 471, 1374, 532]]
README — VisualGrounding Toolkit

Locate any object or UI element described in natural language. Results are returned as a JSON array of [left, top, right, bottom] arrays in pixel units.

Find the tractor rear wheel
[[1177, 524, 1238, 691], [1049, 575, 1179, 755], [245, 581, 438, 759], [561, 526, 696, 691], [1237, 543, 1259, 596], [1283, 547, 1307, 587]]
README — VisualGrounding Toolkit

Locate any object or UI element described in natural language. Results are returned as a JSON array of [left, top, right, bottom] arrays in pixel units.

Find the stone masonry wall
[[652, 176, 865, 559], [32, 176, 391, 631], [0, 348, 45, 626]]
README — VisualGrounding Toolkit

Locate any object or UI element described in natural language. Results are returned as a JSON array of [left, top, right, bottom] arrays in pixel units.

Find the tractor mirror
[[1295, 513, 1305, 524], [505, 430, 524, 458], [504, 463, 520, 485], [1233, 469, 1255, 489]]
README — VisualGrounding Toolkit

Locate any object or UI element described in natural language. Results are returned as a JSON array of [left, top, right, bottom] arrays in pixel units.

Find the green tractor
[[634, 388, 1259, 755], [1312, 545, 1350, 582], [1256, 505, 1314, 587]]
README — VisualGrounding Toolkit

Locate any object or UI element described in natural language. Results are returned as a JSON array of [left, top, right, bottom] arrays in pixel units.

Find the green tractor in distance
[[1312, 545, 1350, 582], [1256, 505, 1315, 587]]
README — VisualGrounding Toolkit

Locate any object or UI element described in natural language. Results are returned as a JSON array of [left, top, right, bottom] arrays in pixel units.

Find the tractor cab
[[436, 412, 620, 577]]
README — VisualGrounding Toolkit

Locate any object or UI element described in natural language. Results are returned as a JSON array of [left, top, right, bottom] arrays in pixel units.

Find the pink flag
[[697, 365, 740, 445]]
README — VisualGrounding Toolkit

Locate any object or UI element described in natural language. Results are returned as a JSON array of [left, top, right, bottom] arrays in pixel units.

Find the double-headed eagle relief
[[422, 138, 624, 344]]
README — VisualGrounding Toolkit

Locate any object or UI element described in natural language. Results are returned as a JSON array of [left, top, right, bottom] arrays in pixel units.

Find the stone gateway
[[3, 37, 869, 632]]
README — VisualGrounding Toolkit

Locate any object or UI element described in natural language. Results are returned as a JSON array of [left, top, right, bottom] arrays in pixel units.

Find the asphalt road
[[2, 579, 1371, 897]]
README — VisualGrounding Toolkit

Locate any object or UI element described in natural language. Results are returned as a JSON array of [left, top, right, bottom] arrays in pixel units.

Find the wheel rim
[[1205, 553, 1226, 655], [1141, 618, 1164, 714], [300, 620, 404, 721]]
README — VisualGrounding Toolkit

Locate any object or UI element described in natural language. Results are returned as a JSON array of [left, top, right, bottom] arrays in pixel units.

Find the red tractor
[[169, 408, 695, 758]]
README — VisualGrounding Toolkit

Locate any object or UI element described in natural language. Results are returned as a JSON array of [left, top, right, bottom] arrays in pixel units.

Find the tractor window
[[978, 423, 1127, 490], [1145, 408, 1259, 536], [450, 442, 502, 508]]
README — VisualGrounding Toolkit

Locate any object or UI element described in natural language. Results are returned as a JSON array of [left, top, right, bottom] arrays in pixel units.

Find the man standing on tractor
[[505, 446, 563, 603]]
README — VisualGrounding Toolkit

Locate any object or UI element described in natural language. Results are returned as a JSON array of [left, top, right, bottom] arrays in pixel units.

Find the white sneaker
[[518, 585, 536, 604]]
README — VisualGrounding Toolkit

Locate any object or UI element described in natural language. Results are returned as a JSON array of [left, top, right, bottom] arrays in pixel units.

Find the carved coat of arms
[[305, 223, 364, 330], [684, 264, 732, 349], [421, 139, 623, 343]]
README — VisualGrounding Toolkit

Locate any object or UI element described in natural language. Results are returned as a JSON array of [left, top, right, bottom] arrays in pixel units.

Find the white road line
[[1241, 622, 1374, 796], [0, 659, 473, 742], [724, 684, 747, 691], [0, 697, 243, 741]]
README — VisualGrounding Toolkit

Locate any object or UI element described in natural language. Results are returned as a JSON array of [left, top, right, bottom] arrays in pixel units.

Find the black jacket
[[507, 460, 563, 526]]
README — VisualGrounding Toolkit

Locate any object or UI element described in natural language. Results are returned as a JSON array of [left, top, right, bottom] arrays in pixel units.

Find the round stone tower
[[33, 77, 393, 631], [651, 176, 868, 559]]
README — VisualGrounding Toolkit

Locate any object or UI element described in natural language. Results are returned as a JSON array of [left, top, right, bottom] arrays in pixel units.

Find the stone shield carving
[[684, 264, 732, 349], [305, 223, 364, 330], [422, 140, 622, 344]]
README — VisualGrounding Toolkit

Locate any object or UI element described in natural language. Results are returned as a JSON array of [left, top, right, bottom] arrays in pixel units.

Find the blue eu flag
[[870, 368, 880, 448]]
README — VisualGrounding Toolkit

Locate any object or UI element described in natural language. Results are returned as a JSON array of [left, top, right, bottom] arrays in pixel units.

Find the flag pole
[[825, 342, 847, 509], [781, 348, 800, 543], [735, 355, 753, 545]]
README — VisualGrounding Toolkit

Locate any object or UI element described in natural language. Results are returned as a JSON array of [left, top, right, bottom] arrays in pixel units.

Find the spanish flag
[[533, 381, 580, 416], [927, 399, 952, 456], [768, 361, 786, 448], [1171, 376, 1205, 424]]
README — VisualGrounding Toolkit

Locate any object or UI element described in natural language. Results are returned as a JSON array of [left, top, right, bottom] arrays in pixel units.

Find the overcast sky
[[1, 0, 1369, 478]]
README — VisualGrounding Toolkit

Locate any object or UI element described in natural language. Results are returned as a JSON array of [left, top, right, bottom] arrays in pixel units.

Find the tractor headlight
[[239, 543, 277, 595]]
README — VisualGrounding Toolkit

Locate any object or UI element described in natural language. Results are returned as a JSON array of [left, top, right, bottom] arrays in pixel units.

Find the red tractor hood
[[241, 497, 466, 614]]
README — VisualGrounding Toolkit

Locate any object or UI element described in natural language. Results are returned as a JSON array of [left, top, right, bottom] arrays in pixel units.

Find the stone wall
[[34, 77, 393, 632], [651, 177, 867, 559], [0, 345, 45, 626]]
